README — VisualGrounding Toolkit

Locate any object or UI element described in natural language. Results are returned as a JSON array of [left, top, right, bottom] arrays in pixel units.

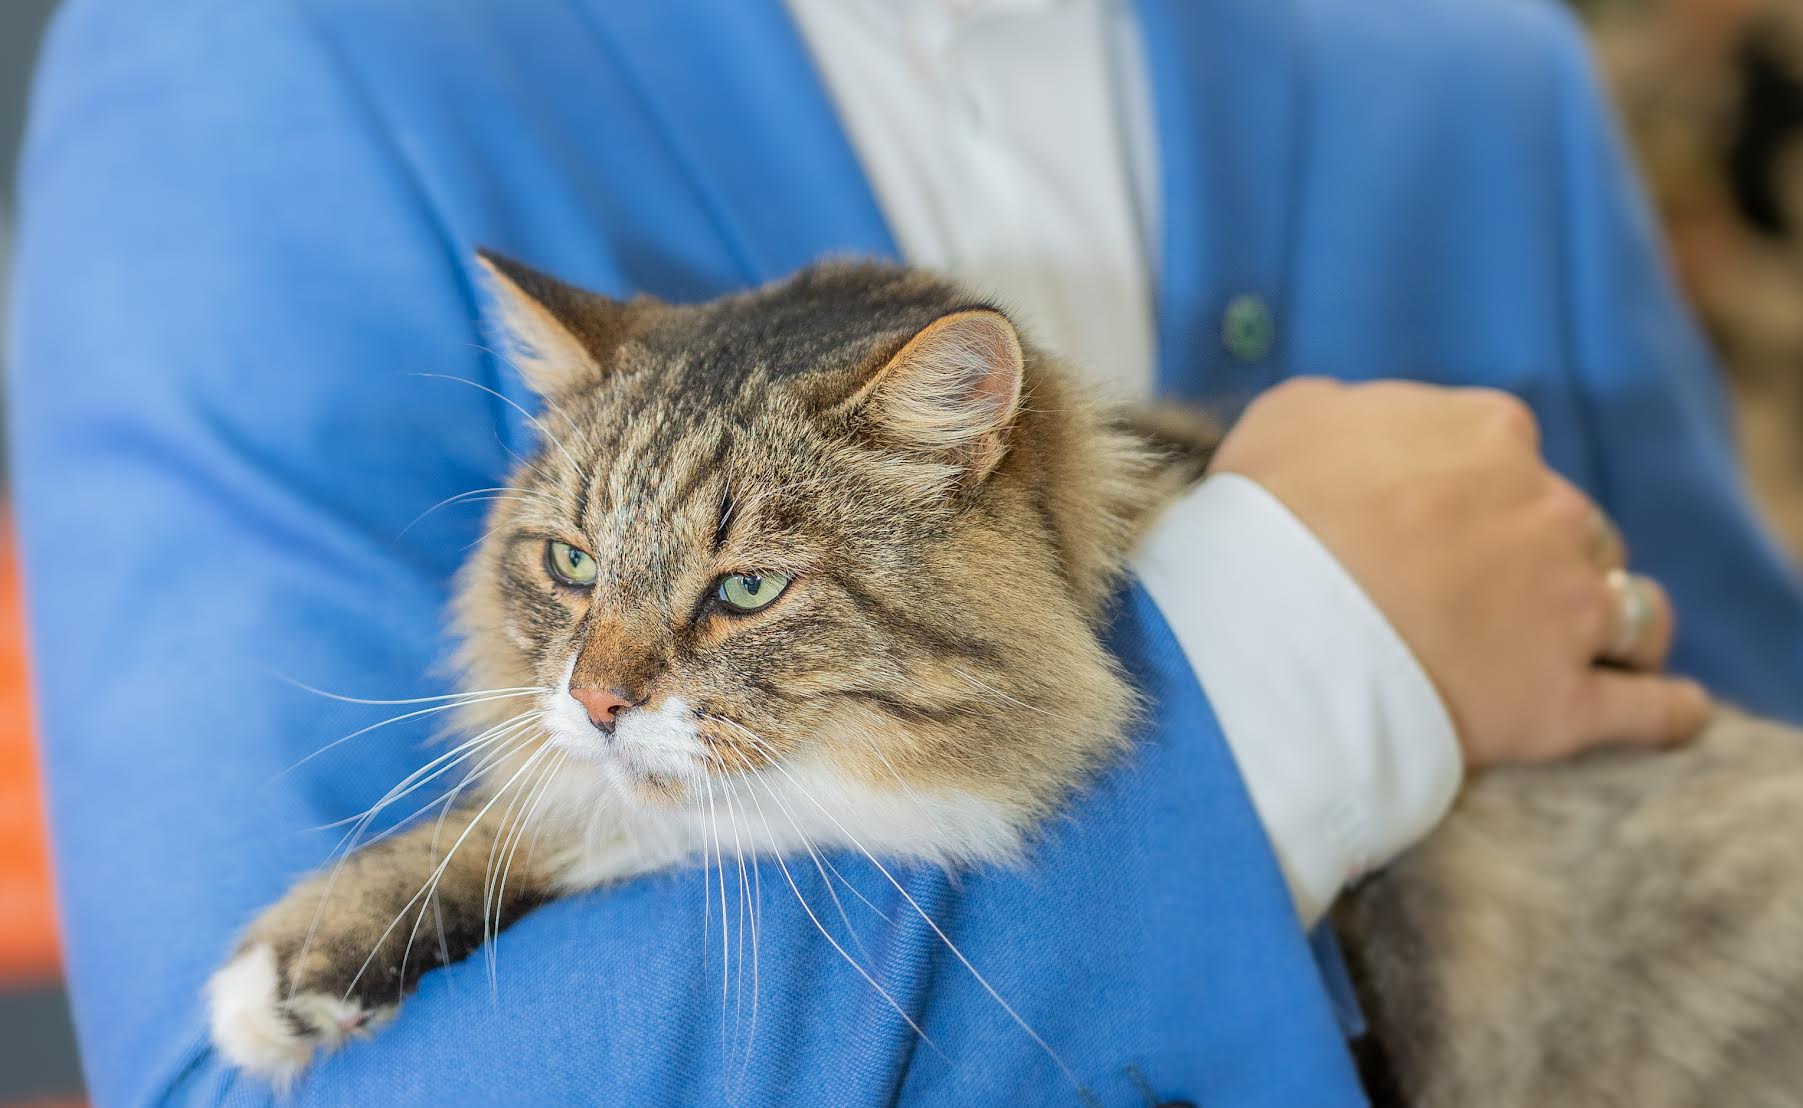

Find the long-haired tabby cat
[[210, 256, 1803, 1106]]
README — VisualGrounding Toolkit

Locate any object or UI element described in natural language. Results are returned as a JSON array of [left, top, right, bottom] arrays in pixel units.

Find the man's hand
[[1211, 377, 1712, 768]]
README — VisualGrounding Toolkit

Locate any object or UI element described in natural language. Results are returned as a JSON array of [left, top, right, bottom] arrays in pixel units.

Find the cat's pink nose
[[570, 686, 636, 734]]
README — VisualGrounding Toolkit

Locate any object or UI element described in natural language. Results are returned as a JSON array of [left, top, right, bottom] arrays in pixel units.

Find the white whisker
[[815, 852, 892, 923], [727, 722, 1081, 1095], [308, 709, 547, 833], [287, 711, 545, 998], [346, 741, 557, 1003], [755, 768, 875, 968], [418, 369, 584, 476], [264, 672, 546, 707], [489, 426, 565, 494], [282, 688, 546, 777], [716, 776, 751, 1066], [479, 747, 546, 991], [462, 344, 585, 438], [482, 745, 566, 994], [739, 770, 939, 1056], [461, 522, 514, 553], [395, 486, 555, 541], [703, 775, 732, 1064], [718, 778, 763, 1091]]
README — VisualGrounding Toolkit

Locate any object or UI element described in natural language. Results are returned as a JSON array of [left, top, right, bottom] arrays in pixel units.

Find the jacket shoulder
[[1290, 0, 1594, 101]]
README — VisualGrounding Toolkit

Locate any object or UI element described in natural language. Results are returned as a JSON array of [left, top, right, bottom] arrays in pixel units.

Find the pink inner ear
[[956, 315, 1025, 423], [870, 310, 1025, 469]]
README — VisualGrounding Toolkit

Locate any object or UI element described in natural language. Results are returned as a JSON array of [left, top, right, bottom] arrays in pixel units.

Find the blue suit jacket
[[11, 0, 1803, 1104]]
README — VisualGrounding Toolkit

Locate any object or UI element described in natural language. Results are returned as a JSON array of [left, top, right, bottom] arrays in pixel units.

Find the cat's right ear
[[849, 309, 1026, 488], [474, 250, 640, 395]]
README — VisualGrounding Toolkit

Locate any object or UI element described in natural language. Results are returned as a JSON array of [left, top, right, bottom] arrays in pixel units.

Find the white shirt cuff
[[1133, 473, 1463, 927]]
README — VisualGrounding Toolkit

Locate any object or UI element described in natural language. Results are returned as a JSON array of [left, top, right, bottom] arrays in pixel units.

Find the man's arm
[[8, 1, 541, 1099]]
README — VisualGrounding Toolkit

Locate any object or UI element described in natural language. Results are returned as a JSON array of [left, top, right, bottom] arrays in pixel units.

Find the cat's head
[[454, 254, 1210, 856]]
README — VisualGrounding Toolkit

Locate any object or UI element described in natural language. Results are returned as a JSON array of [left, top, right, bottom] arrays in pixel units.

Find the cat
[[208, 257, 1803, 1106], [205, 255, 1208, 1085]]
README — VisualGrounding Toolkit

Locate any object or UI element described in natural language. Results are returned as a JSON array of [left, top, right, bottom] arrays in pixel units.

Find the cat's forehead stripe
[[583, 417, 724, 527], [659, 269, 992, 399]]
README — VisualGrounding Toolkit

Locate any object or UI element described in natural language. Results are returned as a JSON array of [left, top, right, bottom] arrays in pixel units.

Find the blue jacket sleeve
[[7, 0, 550, 1100], [1542, 16, 1803, 717]]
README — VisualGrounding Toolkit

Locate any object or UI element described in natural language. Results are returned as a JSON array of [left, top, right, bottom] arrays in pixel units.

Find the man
[[9, 0, 1801, 1104]]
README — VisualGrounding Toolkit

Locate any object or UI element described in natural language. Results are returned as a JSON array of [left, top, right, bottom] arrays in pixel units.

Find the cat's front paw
[[206, 944, 392, 1085]]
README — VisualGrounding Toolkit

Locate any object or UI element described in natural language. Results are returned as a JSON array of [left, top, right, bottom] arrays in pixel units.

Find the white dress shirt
[[786, 0, 1462, 925]]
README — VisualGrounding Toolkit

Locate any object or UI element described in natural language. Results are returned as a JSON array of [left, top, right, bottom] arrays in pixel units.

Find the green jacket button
[[1222, 293, 1274, 362]]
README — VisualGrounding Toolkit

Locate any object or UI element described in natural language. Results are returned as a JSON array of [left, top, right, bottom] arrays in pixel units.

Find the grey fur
[[1341, 709, 1803, 1107]]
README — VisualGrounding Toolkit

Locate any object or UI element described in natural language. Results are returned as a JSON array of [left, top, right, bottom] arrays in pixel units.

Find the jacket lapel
[[574, 0, 899, 283], [1135, 0, 1306, 406], [579, 0, 1306, 409]]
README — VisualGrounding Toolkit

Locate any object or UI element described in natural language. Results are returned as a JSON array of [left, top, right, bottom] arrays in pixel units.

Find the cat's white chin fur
[[206, 944, 388, 1087], [538, 684, 1029, 872]]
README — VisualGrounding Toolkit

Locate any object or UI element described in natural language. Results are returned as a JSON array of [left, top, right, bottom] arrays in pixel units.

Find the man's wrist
[[1133, 473, 1463, 925]]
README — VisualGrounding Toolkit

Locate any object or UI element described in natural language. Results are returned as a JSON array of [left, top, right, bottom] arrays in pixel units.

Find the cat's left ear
[[855, 309, 1025, 484], [474, 250, 642, 395]]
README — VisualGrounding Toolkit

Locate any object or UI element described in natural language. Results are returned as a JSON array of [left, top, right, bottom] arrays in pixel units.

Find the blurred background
[[1, 6, 74, 1107], [3, 0, 1802, 1101], [1580, 0, 1803, 553]]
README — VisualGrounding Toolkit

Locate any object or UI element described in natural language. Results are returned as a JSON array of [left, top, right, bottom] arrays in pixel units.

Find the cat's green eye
[[714, 571, 791, 614], [545, 540, 598, 587]]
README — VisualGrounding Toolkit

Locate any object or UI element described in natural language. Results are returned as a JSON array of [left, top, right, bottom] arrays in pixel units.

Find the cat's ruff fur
[[210, 259, 1803, 1106]]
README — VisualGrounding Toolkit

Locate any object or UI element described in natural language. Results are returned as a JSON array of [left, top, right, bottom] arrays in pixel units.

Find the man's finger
[[1568, 670, 1712, 755], [1586, 506, 1627, 572]]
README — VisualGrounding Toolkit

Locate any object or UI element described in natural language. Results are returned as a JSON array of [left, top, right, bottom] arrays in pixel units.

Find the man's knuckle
[[1274, 375, 1332, 400], [1542, 479, 1594, 532], [1248, 377, 1322, 420], [1467, 388, 1537, 437]]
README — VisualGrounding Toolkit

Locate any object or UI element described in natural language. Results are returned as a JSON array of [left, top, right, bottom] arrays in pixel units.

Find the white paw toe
[[206, 944, 380, 1085]]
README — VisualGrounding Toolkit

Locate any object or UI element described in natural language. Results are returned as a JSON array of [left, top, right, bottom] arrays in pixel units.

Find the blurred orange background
[[0, 528, 57, 987]]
